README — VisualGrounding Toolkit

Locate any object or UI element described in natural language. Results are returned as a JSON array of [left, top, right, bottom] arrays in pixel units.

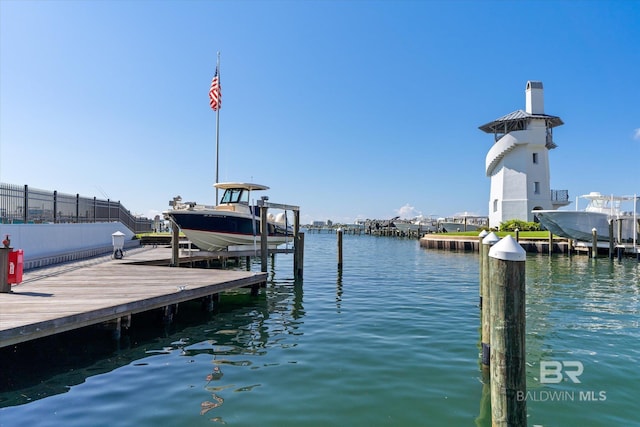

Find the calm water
[[0, 233, 638, 426]]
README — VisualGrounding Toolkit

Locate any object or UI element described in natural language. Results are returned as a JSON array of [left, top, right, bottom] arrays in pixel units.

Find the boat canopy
[[580, 192, 638, 202], [213, 182, 269, 191]]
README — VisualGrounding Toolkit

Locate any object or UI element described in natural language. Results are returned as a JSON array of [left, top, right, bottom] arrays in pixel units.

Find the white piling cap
[[489, 235, 526, 261], [478, 230, 489, 238], [482, 231, 500, 245]]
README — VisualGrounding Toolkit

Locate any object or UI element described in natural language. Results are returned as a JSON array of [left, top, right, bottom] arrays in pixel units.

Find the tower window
[[534, 182, 540, 194], [533, 153, 539, 164], [493, 199, 498, 212]]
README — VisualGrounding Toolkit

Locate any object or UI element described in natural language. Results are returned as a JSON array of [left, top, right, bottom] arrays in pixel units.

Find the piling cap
[[478, 230, 489, 238], [489, 235, 526, 261], [482, 231, 500, 245]]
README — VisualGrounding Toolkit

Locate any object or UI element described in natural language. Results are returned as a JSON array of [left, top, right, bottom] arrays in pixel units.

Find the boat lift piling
[[170, 219, 180, 267], [609, 219, 615, 259], [256, 198, 302, 279]]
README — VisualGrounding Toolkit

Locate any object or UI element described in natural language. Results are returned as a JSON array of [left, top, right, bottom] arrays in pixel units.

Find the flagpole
[[215, 51, 221, 203]]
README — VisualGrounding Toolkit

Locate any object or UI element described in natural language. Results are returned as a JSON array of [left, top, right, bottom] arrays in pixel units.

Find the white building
[[479, 81, 569, 228]]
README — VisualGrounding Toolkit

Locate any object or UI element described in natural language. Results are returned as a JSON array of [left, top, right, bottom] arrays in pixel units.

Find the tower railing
[[551, 189, 569, 203]]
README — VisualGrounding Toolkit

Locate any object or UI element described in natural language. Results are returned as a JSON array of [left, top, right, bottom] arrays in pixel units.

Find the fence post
[[489, 235, 527, 427], [53, 190, 58, 223], [23, 185, 29, 223]]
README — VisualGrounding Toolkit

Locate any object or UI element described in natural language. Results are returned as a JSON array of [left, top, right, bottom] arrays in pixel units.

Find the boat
[[533, 192, 639, 242], [438, 221, 479, 233], [393, 216, 437, 234], [437, 214, 487, 233], [165, 182, 293, 251]]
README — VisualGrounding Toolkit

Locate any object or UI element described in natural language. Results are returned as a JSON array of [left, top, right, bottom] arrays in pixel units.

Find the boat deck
[[0, 247, 267, 348]]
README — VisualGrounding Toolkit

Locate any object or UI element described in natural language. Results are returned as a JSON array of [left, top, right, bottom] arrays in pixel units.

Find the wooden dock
[[0, 247, 267, 348]]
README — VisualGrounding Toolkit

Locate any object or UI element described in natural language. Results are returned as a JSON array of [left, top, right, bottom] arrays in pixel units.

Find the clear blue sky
[[1, 0, 638, 224]]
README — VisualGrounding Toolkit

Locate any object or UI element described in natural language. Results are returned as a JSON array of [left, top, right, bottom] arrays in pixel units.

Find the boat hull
[[439, 222, 479, 233], [394, 222, 436, 234], [534, 210, 639, 242], [168, 210, 291, 251]]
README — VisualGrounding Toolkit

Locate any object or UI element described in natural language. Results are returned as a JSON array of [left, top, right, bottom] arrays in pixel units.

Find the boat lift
[[168, 197, 304, 279], [257, 197, 302, 277]]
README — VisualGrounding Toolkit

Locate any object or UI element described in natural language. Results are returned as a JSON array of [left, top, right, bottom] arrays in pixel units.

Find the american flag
[[209, 67, 221, 111]]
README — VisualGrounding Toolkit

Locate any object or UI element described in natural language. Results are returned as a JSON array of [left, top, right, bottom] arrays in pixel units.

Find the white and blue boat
[[165, 182, 292, 251]]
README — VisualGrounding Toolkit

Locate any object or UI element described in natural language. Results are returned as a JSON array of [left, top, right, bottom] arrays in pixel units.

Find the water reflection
[[0, 263, 305, 410], [475, 254, 639, 425]]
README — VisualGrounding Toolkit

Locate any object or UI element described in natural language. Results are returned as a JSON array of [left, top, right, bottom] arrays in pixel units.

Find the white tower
[[479, 81, 569, 228]]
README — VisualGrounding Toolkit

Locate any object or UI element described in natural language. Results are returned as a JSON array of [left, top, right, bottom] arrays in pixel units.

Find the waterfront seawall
[[419, 234, 571, 254]]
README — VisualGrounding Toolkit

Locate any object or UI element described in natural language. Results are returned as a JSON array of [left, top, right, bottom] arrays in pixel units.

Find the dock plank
[[0, 248, 267, 348]]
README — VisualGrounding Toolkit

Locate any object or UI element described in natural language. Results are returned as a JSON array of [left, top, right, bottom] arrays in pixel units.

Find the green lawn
[[436, 231, 553, 239]]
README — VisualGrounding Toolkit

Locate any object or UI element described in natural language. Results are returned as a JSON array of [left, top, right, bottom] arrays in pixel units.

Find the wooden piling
[[478, 230, 489, 309], [295, 232, 304, 280], [617, 218, 623, 245], [548, 231, 553, 255], [608, 219, 614, 259], [337, 228, 343, 270], [102, 317, 121, 340], [489, 235, 527, 427], [260, 200, 268, 272], [293, 210, 302, 279], [171, 221, 180, 267], [0, 246, 10, 293], [481, 232, 499, 368], [591, 228, 598, 259]]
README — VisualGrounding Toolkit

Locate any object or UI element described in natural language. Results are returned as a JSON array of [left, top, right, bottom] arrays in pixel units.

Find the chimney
[[525, 81, 544, 114]]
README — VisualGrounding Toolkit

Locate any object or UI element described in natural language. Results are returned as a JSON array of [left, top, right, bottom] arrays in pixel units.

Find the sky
[[1, 0, 639, 225]]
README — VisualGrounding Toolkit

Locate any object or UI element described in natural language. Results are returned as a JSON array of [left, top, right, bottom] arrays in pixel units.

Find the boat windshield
[[220, 188, 249, 204]]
